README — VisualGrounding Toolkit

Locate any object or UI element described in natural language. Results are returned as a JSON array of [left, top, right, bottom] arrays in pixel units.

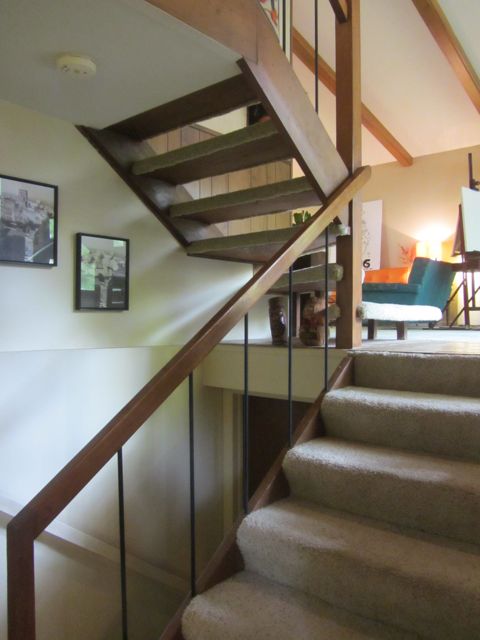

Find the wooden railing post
[[7, 527, 35, 640], [333, 0, 363, 349]]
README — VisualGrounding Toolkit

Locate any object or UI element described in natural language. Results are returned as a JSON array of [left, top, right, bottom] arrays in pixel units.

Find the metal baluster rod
[[243, 314, 249, 513], [288, 266, 293, 448], [117, 448, 128, 640], [189, 372, 196, 597], [324, 227, 329, 391]]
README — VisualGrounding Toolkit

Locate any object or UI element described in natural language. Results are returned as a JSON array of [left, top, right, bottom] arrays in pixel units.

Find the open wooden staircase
[[79, 77, 346, 270], [78, 0, 353, 287], [6, 2, 371, 639]]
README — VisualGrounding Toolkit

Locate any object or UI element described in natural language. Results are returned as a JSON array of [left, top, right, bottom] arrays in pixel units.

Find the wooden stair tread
[[187, 224, 347, 264], [268, 264, 343, 294], [170, 177, 320, 224], [108, 75, 258, 141], [131, 121, 292, 184]]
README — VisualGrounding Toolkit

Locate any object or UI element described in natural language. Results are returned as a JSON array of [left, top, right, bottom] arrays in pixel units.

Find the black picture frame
[[75, 233, 129, 311], [0, 173, 58, 266]]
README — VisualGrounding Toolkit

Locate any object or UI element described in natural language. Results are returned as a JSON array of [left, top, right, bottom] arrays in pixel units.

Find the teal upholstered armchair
[[362, 257, 454, 309]]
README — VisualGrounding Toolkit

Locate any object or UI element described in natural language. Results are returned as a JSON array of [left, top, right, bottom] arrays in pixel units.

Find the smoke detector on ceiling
[[56, 54, 96, 78]]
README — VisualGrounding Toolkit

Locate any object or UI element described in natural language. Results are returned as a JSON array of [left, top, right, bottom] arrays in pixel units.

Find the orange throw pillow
[[364, 266, 411, 284]]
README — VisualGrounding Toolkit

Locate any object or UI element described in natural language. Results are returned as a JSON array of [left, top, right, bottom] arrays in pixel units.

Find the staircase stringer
[[148, 0, 349, 202], [77, 126, 222, 246]]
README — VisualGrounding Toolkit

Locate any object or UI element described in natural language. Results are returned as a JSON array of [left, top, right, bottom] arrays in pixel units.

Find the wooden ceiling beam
[[292, 28, 413, 167], [328, 0, 349, 23], [411, 0, 480, 113]]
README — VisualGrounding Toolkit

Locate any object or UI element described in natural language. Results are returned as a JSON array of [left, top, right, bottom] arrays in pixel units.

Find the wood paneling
[[292, 28, 413, 167], [248, 396, 310, 496], [412, 0, 480, 113]]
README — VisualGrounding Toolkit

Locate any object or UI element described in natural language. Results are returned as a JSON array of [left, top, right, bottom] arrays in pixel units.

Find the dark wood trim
[[109, 75, 257, 140], [367, 319, 377, 340], [411, 0, 480, 113], [292, 28, 413, 167], [329, 0, 349, 23], [7, 168, 369, 640], [334, 0, 363, 349], [396, 321, 407, 340]]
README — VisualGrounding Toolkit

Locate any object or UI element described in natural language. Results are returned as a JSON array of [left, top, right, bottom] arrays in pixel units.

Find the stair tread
[[170, 176, 321, 224], [284, 437, 480, 544], [321, 386, 480, 462], [187, 223, 347, 264], [353, 351, 480, 398], [109, 74, 258, 140], [238, 497, 480, 639], [268, 263, 343, 293], [183, 571, 417, 640], [131, 121, 292, 184]]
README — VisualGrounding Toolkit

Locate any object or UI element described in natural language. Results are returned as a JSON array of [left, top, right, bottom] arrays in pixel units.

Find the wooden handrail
[[7, 166, 370, 640]]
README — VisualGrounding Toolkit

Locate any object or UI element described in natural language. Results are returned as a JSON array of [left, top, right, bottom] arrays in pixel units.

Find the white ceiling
[[0, 0, 239, 128], [0, 0, 478, 165], [293, 0, 480, 164]]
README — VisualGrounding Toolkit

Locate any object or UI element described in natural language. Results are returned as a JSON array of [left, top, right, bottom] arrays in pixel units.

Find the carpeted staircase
[[182, 351, 480, 639]]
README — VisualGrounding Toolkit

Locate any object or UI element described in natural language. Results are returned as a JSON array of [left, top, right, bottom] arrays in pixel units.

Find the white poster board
[[362, 200, 383, 270], [461, 187, 480, 252]]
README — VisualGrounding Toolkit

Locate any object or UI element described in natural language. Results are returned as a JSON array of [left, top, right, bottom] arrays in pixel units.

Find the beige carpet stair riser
[[237, 498, 480, 640], [182, 352, 480, 640], [321, 386, 480, 462], [284, 438, 480, 545]]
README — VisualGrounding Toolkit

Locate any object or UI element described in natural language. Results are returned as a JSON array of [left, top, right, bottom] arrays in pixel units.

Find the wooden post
[[334, 0, 363, 349]]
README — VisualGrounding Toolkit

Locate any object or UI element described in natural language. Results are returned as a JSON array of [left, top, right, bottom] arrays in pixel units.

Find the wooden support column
[[334, 0, 363, 349]]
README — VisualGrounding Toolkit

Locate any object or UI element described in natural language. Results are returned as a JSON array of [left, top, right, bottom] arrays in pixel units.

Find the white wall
[[0, 99, 271, 639], [361, 144, 480, 268]]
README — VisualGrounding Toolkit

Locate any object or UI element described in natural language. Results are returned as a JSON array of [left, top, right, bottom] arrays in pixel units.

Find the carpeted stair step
[[182, 571, 418, 640], [170, 176, 321, 224], [131, 121, 292, 184], [283, 437, 480, 545], [237, 498, 480, 640], [321, 386, 480, 462], [186, 222, 346, 264], [268, 263, 343, 294], [354, 351, 480, 398], [109, 75, 258, 140]]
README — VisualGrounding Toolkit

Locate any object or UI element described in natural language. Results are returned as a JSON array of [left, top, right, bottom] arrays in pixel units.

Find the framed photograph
[[76, 233, 129, 311], [0, 174, 58, 266]]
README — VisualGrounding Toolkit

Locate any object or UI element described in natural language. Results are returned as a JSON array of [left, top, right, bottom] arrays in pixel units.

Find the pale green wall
[[0, 99, 269, 351], [0, 99, 270, 639]]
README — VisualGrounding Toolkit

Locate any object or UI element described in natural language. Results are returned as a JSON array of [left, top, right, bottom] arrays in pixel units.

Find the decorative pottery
[[268, 296, 287, 345], [299, 295, 328, 346]]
